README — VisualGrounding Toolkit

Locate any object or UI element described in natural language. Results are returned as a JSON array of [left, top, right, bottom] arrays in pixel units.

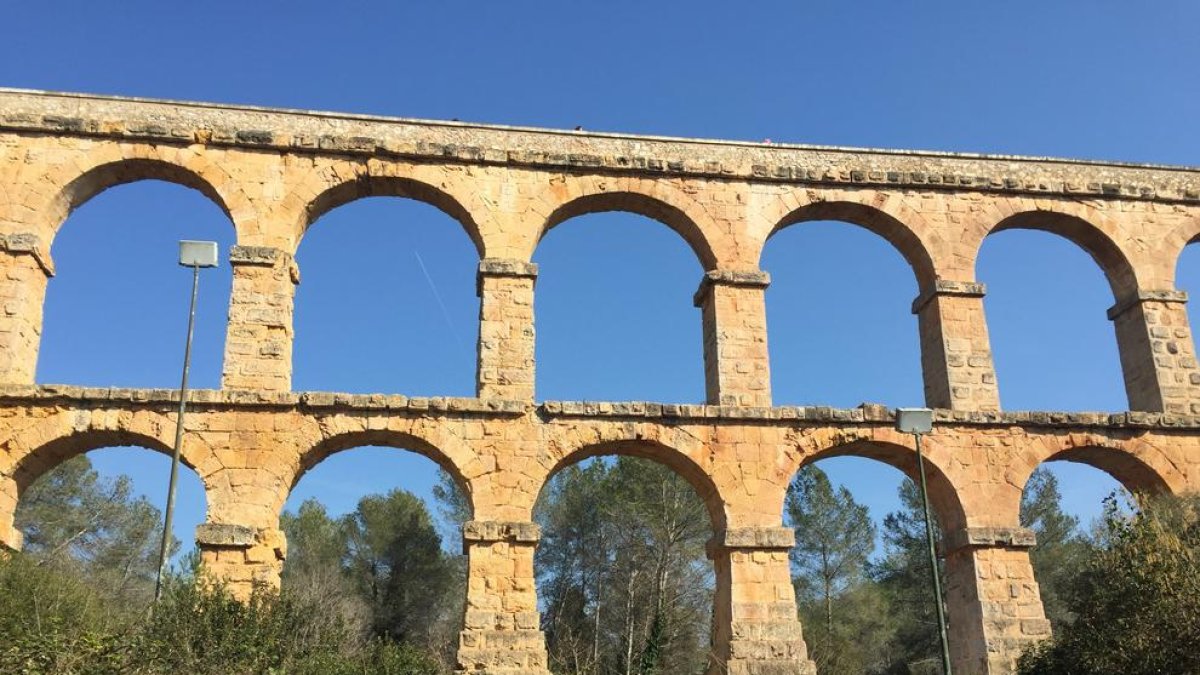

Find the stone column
[[458, 520, 549, 674], [0, 233, 53, 385], [195, 523, 287, 599], [476, 259, 537, 401], [221, 246, 298, 392], [914, 280, 1001, 411], [695, 271, 772, 407], [0, 474, 21, 551], [708, 526, 816, 675], [943, 527, 1050, 675], [1108, 290, 1200, 413]]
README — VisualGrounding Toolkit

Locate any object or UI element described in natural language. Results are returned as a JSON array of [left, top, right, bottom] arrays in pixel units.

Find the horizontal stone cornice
[[195, 523, 257, 548], [3, 89, 1198, 204], [1107, 289, 1189, 320], [477, 258, 538, 296], [693, 269, 771, 307], [462, 520, 540, 551], [228, 246, 301, 284], [943, 526, 1037, 554], [0, 233, 54, 276], [706, 526, 796, 558], [4, 385, 1200, 430], [911, 279, 987, 314]]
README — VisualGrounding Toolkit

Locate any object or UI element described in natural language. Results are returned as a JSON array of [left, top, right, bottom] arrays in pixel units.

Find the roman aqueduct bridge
[[2, 89, 1200, 674]]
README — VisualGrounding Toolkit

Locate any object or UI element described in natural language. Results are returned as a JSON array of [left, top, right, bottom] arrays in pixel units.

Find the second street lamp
[[896, 407, 953, 674], [155, 240, 219, 602]]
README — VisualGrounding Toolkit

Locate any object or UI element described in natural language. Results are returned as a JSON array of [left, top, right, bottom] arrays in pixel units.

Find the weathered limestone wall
[[1, 387, 1199, 672], [2, 90, 1200, 674]]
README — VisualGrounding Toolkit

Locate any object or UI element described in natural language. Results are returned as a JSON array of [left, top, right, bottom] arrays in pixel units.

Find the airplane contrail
[[413, 249, 462, 349]]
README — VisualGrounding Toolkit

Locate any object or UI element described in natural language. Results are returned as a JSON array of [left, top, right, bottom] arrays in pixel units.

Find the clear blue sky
[[3, 1, 1198, 560]]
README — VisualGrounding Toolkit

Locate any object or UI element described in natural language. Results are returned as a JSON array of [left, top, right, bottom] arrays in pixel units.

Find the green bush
[[1018, 495, 1200, 675], [0, 553, 444, 674]]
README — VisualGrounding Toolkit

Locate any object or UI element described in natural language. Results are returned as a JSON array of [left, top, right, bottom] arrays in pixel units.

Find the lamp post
[[155, 240, 219, 602], [896, 407, 952, 674]]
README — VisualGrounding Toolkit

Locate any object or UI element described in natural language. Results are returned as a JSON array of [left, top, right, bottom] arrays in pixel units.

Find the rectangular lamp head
[[895, 407, 934, 434], [179, 240, 219, 268]]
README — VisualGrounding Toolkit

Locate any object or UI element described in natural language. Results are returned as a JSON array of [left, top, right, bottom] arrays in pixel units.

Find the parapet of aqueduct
[[1, 89, 1199, 674]]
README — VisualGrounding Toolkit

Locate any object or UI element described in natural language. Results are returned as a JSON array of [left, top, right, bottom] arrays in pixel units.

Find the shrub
[[1018, 495, 1200, 675]]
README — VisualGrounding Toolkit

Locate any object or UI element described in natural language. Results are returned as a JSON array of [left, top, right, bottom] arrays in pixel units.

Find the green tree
[[1019, 467, 1092, 631], [280, 499, 371, 642], [784, 465, 881, 674], [15, 454, 174, 604], [535, 457, 712, 675], [785, 466, 875, 639], [872, 478, 942, 674], [342, 488, 456, 646], [1018, 494, 1200, 675]]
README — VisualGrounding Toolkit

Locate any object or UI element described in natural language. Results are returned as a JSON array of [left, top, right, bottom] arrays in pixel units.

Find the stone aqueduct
[[1, 89, 1199, 674]]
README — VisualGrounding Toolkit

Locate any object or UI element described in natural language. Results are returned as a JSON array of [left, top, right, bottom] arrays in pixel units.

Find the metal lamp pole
[[896, 407, 953, 675], [155, 240, 218, 602]]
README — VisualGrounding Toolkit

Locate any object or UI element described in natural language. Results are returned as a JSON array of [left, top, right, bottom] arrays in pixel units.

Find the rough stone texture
[[1, 388, 1199, 672], [2, 90, 1200, 673], [945, 540, 1049, 675], [1109, 292, 1200, 412], [477, 259, 537, 400], [915, 281, 1001, 411], [222, 246, 298, 391], [697, 271, 773, 407]]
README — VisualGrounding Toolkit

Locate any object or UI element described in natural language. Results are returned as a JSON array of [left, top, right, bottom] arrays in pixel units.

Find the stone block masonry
[[2, 89, 1200, 673]]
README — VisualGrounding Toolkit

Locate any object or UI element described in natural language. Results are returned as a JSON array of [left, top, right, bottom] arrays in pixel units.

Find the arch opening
[[280, 437, 471, 668], [535, 443, 719, 674], [38, 180, 234, 389], [1018, 451, 1154, 634], [541, 191, 716, 270], [535, 211, 705, 402], [767, 201, 936, 289], [301, 176, 484, 257], [977, 229, 1125, 411], [48, 159, 234, 241], [783, 444, 965, 672], [987, 211, 1137, 300], [761, 219, 924, 407], [1174, 242, 1200, 355], [292, 196, 479, 395], [10, 439, 207, 609]]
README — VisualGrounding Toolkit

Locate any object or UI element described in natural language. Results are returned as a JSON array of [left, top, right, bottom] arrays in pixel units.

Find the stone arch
[[39, 154, 242, 248], [295, 173, 485, 257], [284, 427, 474, 519], [0, 420, 214, 550], [535, 180, 719, 270], [976, 204, 1139, 300], [1162, 211, 1200, 288], [762, 195, 938, 289], [1005, 436, 1180, 520], [11, 428, 175, 495], [541, 432, 726, 533], [787, 428, 968, 534]]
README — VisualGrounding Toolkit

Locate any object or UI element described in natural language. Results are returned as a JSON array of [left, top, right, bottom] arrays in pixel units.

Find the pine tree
[[785, 466, 875, 641], [1019, 467, 1092, 631], [15, 454, 172, 604], [872, 478, 942, 674]]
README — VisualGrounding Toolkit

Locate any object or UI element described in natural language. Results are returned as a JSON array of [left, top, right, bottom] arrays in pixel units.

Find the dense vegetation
[[2, 453, 1197, 674]]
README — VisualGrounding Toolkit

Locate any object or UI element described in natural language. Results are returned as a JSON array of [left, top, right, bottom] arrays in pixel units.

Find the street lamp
[[896, 407, 953, 675], [155, 241, 219, 602]]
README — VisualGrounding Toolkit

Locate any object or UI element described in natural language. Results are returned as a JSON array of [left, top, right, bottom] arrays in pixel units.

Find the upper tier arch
[[970, 202, 1139, 300], [295, 170, 485, 257], [787, 428, 968, 534], [759, 192, 938, 289], [532, 177, 719, 270], [35, 154, 242, 249]]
